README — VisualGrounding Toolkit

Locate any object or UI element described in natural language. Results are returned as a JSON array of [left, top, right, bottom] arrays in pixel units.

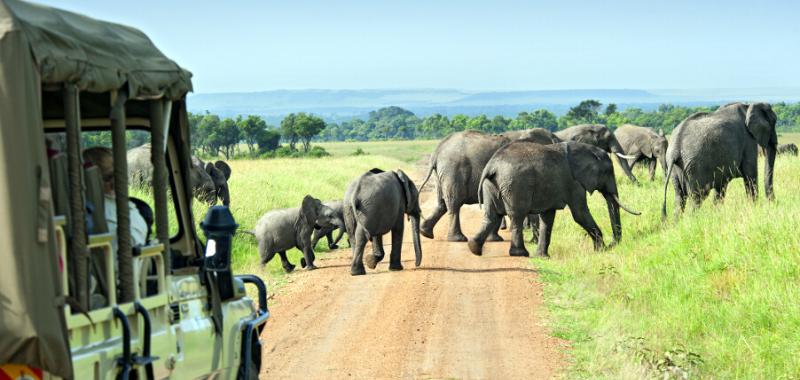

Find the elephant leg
[[325, 231, 337, 249], [311, 228, 324, 249], [507, 213, 529, 257], [389, 214, 405, 271], [672, 167, 688, 217], [487, 216, 505, 242], [499, 217, 507, 230], [277, 251, 295, 273], [569, 196, 604, 251], [535, 210, 556, 258], [258, 239, 277, 266], [528, 214, 540, 243], [330, 228, 345, 249], [713, 183, 728, 205], [350, 227, 369, 276], [468, 208, 502, 256], [420, 197, 446, 239], [299, 239, 317, 271], [365, 235, 384, 269], [446, 201, 468, 242], [648, 159, 657, 181], [742, 157, 758, 201]]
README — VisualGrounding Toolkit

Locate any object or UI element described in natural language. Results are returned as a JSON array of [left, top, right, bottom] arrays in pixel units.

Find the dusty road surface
[[259, 175, 565, 379]]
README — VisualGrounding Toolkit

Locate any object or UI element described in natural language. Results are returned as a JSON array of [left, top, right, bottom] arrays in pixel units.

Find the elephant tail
[[477, 166, 495, 207], [237, 228, 256, 237], [418, 161, 437, 193], [661, 161, 675, 221]]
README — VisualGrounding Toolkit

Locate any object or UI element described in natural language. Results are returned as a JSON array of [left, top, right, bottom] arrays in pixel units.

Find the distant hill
[[187, 88, 800, 124]]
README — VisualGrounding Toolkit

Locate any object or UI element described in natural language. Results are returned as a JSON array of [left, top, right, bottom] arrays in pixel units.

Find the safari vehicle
[[0, 1, 268, 379]]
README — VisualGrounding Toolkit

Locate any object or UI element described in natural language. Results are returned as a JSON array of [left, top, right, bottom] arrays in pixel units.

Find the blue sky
[[32, 0, 800, 93]]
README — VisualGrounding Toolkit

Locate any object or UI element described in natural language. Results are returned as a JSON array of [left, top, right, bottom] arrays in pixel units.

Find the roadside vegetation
[[533, 133, 800, 378]]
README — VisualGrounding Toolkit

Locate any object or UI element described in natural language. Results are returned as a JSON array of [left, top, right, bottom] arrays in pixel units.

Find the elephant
[[311, 200, 346, 249], [343, 168, 422, 276], [555, 124, 639, 184], [662, 102, 777, 218], [418, 130, 509, 242], [614, 124, 668, 181], [777, 143, 798, 156], [468, 141, 640, 258], [501, 128, 562, 143], [127, 143, 232, 205], [253, 195, 339, 272]]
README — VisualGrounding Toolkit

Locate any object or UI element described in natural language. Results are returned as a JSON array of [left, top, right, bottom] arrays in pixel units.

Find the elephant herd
[[153, 101, 787, 276]]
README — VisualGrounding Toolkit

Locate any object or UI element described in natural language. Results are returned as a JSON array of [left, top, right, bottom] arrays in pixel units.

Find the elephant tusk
[[614, 195, 641, 215], [615, 152, 637, 160]]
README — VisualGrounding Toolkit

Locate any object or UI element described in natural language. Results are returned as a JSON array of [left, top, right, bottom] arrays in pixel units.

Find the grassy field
[[533, 133, 800, 378], [141, 134, 799, 378]]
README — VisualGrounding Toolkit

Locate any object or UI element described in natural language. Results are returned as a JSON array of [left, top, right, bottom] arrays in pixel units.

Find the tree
[[450, 114, 469, 132], [418, 114, 451, 138], [294, 113, 326, 152], [467, 115, 491, 132], [214, 117, 241, 159], [281, 113, 299, 150], [605, 103, 618, 116], [196, 113, 221, 155], [561, 99, 603, 128], [255, 128, 281, 153], [238, 115, 268, 153]]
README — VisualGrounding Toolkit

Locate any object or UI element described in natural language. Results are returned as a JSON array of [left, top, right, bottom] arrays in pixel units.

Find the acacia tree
[[281, 113, 299, 150], [238, 115, 268, 153], [294, 113, 326, 152]]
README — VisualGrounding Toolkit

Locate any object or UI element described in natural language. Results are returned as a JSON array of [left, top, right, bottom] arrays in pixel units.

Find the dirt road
[[260, 177, 565, 379]]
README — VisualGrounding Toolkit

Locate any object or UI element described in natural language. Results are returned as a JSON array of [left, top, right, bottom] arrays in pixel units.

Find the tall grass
[[534, 145, 800, 378]]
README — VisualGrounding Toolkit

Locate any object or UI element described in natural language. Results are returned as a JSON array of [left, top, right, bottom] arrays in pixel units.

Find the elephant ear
[[657, 128, 665, 137], [300, 195, 320, 227], [639, 135, 655, 158], [564, 143, 604, 193], [746, 103, 778, 147], [214, 160, 232, 180], [394, 169, 420, 216]]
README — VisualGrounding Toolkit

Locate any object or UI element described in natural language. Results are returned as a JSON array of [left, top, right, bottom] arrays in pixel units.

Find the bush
[[307, 146, 330, 158], [352, 147, 366, 156]]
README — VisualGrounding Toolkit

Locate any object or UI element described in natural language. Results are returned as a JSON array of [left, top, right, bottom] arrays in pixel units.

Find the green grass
[[533, 133, 800, 378], [317, 139, 439, 163], [136, 135, 800, 378]]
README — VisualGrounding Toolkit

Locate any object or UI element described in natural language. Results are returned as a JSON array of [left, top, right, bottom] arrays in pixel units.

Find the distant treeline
[[186, 100, 800, 157]]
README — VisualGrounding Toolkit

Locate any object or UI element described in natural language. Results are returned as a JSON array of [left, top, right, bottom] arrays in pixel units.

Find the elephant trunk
[[609, 139, 639, 184], [603, 193, 622, 244], [409, 215, 423, 267], [218, 185, 231, 206], [658, 153, 668, 179], [764, 142, 776, 201]]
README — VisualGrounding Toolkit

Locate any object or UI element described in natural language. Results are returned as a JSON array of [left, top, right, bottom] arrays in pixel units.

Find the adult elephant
[[662, 102, 777, 217], [614, 124, 668, 181], [777, 143, 798, 156], [555, 124, 639, 184], [469, 141, 640, 258], [343, 168, 422, 276], [127, 143, 232, 205], [419, 129, 559, 241]]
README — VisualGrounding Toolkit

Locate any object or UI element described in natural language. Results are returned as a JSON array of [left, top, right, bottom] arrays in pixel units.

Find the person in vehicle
[[82, 147, 149, 252]]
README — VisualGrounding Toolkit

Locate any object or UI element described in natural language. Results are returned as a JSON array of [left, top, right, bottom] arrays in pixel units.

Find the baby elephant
[[311, 200, 346, 249], [254, 195, 340, 272], [344, 168, 423, 276]]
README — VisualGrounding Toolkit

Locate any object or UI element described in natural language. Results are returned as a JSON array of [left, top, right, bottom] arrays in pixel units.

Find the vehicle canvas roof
[[0, 1, 192, 377]]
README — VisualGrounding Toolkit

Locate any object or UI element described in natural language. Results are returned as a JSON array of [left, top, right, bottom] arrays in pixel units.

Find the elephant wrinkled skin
[[663, 102, 777, 218], [254, 195, 339, 272], [614, 124, 668, 181], [555, 124, 639, 184], [344, 168, 423, 276], [469, 141, 640, 258], [311, 200, 346, 249]]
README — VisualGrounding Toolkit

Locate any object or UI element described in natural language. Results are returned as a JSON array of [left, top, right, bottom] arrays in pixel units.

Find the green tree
[[605, 103, 618, 116], [281, 113, 299, 150], [255, 128, 281, 153], [561, 99, 603, 128], [238, 115, 268, 153], [214, 117, 241, 159], [450, 114, 469, 132], [294, 113, 326, 152], [467, 115, 491, 132], [197, 113, 221, 155]]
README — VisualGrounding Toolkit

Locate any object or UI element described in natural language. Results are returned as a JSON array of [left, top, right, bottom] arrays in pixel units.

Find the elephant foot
[[535, 251, 550, 259], [305, 264, 318, 271], [351, 266, 366, 276], [282, 263, 296, 273], [388, 263, 404, 271], [509, 246, 530, 257], [300, 258, 306, 268], [420, 224, 435, 239], [447, 233, 468, 242], [486, 233, 504, 242], [329, 244, 339, 250], [364, 254, 379, 269], [467, 239, 483, 256]]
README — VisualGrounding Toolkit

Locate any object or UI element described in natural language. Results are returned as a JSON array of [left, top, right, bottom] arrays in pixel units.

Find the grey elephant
[[662, 102, 777, 218], [555, 124, 639, 184], [253, 195, 339, 272], [311, 200, 346, 249], [468, 141, 640, 258], [614, 124, 668, 181], [127, 143, 232, 205], [777, 143, 798, 156], [343, 168, 422, 276], [501, 128, 562, 143]]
